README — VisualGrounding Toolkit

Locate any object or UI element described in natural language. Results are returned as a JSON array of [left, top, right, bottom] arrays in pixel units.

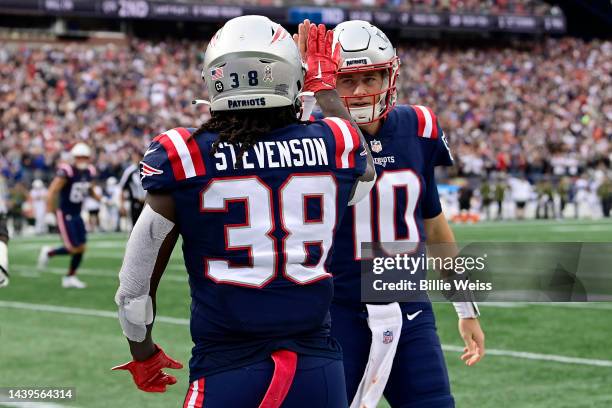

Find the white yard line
[[0, 301, 189, 325], [479, 302, 612, 311], [2, 301, 611, 368], [442, 345, 612, 367], [10, 265, 187, 281], [477, 302, 527, 308], [452, 220, 612, 229]]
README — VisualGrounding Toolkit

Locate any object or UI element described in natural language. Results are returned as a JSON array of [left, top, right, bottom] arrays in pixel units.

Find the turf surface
[[1, 219, 611, 407]]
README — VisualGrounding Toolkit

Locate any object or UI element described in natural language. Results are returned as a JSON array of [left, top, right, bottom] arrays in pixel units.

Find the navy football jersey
[[56, 163, 96, 215], [325, 105, 454, 308], [140, 120, 366, 380]]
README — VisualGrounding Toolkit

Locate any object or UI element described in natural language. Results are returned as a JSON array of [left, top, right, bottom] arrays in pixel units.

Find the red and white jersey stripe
[[57, 163, 74, 178], [412, 105, 439, 139], [153, 127, 206, 181], [183, 378, 205, 408], [322, 117, 361, 169]]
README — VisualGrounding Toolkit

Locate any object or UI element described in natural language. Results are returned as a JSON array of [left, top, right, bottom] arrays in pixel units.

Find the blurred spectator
[[494, 178, 506, 220], [8, 182, 28, 235], [101, 177, 121, 232], [29, 179, 48, 234], [85, 185, 102, 232], [535, 179, 554, 219], [479, 177, 493, 220], [458, 183, 473, 213], [508, 176, 532, 220], [597, 175, 612, 218], [557, 176, 570, 219]]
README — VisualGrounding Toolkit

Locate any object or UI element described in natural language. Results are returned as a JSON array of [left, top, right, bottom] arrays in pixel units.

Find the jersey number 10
[[354, 170, 422, 258]]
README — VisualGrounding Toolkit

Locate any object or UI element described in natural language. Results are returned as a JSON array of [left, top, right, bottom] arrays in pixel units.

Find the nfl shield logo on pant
[[383, 330, 393, 344]]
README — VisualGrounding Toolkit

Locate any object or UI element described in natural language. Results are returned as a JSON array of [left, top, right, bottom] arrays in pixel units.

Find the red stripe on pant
[[55, 210, 74, 251], [183, 378, 205, 408], [258, 350, 298, 408]]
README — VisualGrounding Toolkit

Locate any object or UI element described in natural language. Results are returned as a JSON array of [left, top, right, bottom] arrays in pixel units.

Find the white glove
[[45, 212, 56, 227]]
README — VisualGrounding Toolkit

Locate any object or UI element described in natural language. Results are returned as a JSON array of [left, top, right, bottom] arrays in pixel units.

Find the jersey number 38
[[201, 174, 337, 288]]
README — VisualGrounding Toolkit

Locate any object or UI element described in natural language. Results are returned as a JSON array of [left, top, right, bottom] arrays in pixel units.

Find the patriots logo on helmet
[[383, 330, 393, 344], [270, 27, 288, 44]]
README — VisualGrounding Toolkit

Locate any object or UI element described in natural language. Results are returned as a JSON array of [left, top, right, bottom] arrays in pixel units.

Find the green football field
[[1, 219, 612, 408]]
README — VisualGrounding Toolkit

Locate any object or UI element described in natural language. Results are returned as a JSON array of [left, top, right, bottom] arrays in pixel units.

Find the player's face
[[336, 70, 385, 106], [74, 156, 89, 170]]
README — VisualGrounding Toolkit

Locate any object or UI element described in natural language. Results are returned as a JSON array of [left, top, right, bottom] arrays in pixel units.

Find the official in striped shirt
[[118, 152, 146, 228]]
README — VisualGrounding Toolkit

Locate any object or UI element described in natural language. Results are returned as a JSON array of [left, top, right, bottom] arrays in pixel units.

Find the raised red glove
[[112, 345, 183, 392], [303, 23, 341, 93]]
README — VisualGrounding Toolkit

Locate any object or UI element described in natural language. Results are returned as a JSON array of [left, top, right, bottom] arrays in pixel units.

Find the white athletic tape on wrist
[[297, 92, 316, 120], [118, 295, 154, 342], [453, 301, 480, 319], [115, 204, 174, 341]]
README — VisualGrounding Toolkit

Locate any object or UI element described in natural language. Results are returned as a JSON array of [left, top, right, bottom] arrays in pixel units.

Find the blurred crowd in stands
[[0, 34, 610, 227], [224, 0, 558, 15], [400, 38, 611, 181]]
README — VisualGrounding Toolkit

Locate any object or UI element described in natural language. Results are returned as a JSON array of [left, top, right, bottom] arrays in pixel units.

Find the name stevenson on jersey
[[212, 138, 329, 170]]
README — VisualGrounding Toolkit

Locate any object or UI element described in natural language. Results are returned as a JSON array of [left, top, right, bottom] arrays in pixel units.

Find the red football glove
[[303, 23, 341, 93], [112, 345, 183, 392]]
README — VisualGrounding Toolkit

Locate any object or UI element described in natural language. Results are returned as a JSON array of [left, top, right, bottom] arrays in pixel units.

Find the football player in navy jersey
[[38, 143, 100, 288], [304, 20, 486, 407], [112, 16, 375, 407]]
